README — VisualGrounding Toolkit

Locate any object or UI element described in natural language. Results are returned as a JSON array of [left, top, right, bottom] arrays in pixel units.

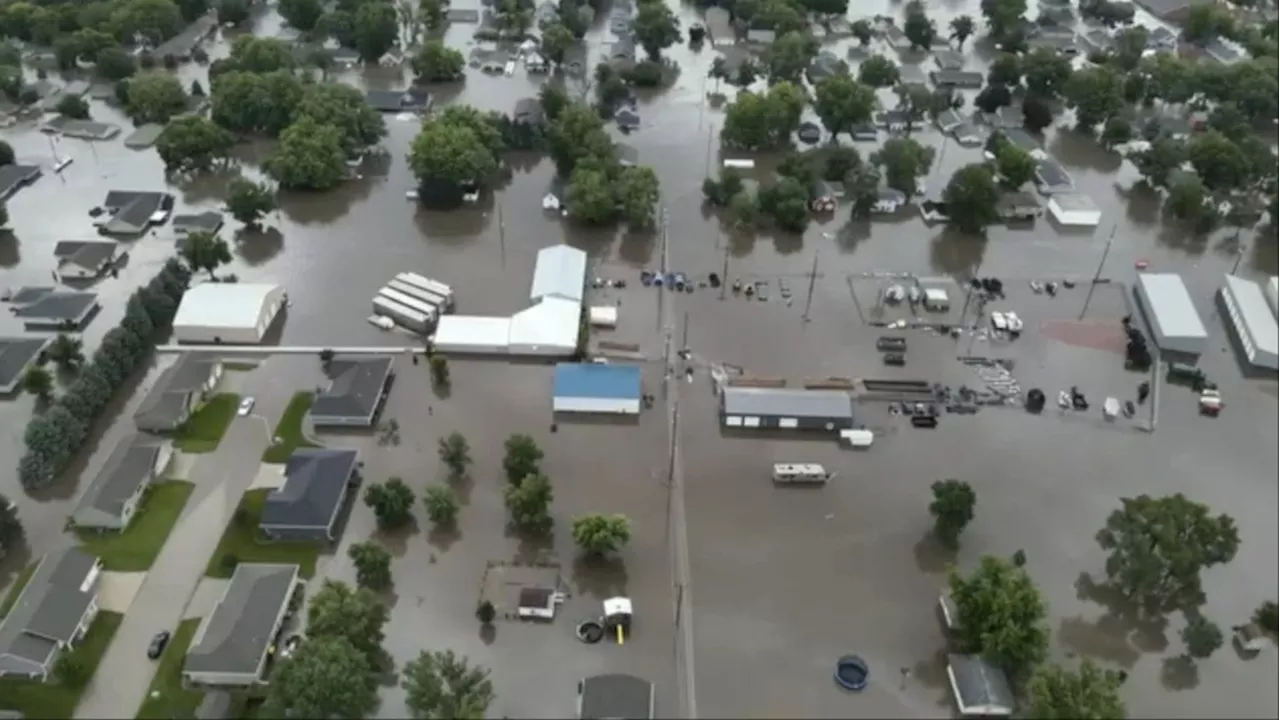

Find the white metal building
[[1218, 275, 1280, 370], [589, 306, 618, 328], [1135, 273, 1208, 355], [1047, 193, 1101, 227], [432, 315, 511, 354], [530, 245, 587, 303], [1266, 276, 1278, 317], [508, 297, 581, 356], [173, 283, 286, 344]]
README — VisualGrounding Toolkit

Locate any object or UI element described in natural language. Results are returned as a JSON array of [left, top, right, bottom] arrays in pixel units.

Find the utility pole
[[1228, 229, 1245, 276], [497, 202, 507, 267], [1078, 225, 1117, 321], [802, 250, 820, 323], [719, 247, 729, 300], [680, 310, 690, 352]]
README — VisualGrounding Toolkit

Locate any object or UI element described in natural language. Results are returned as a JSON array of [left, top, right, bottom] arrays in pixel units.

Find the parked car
[[147, 631, 171, 659], [237, 396, 256, 416]]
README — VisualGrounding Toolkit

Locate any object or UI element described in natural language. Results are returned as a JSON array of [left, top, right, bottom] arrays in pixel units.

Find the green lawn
[[135, 618, 203, 720], [0, 561, 38, 618], [262, 392, 319, 463], [77, 481, 194, 571], [0, 611, 123, 719], [204, 490, 319, 579], [175, 394, 240, 453]]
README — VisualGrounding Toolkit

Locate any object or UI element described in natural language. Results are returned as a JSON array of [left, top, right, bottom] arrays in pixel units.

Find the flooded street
[[1, 0, 1276, 715]]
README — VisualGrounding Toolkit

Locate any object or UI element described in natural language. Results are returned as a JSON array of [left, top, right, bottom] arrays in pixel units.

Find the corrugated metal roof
[[722, 387, 853, 419], [1221, 275, 1279, 358], [553, 363, 641, 400], [1138, 273, 1207, 340], [529, 245, 587, 303]]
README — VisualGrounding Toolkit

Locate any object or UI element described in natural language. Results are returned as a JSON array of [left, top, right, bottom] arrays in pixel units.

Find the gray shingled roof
[[948, 653, 1014, 713], [0, 337, 51, 393], [309, 357, 393, 423], [580, 674, 654, 719], [0, 164, 41, 201], [172, 211, 225, 234], [72, 436, 168, 530], [185, 564, 298, 677], [10, 288, 99, 324], [54, 240, 118, 273], [721, 387, 854, 420], [133, 354, 219, 432], [0, 548, 98, 676], [259, 449, 358, 530]]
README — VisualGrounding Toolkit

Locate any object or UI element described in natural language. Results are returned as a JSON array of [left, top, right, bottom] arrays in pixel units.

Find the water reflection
[[929, 228, 987, 275], [234, 227, 286, 265], [175, 166, 241, 205], [0, 233, 19, 268], [279, 180, 376, 225]]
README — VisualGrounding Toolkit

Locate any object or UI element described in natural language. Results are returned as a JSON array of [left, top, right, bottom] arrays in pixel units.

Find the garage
[[172, 283, 286, 345], [1134, 273, 1207, 356], [1218, 274, 1279, 370], [1047, 193, 1101, 227], [552, 363, 642, 414], [720, 387, 855, 431], [508, 297, 581, 357], [432, 315, 511, 355]]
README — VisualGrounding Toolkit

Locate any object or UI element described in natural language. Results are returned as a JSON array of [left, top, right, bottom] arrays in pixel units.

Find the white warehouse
[[173, 283, 287, 345], [1135, 273, 1207, 356], [1218, 275, 1279, 371]]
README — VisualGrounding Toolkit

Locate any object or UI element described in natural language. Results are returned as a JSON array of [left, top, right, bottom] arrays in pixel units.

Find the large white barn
[[173, 283, 287, 345]]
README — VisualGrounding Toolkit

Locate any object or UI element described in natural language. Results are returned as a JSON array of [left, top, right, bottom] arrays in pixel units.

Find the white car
[[237, 397, 256, 416]]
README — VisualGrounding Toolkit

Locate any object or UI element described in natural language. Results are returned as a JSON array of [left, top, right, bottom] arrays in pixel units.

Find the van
[[771, 463, 832, 485]]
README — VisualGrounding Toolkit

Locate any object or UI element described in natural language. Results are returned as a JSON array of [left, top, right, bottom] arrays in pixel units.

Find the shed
[[1218, 275, 1279, 370], [589, 305, 618, 328], [577, 674, 654, 719], [946, 653, 1014, 717], [552, 363, 642, 414], [173, 283, 286, 345], [508, 297, 581, 357], [721, 387, 854, 430], [1047, 193, 1099, 226], [530, 245, 588, 303], [1135, 273, 1208, 355], [431, 315, 511, 355]]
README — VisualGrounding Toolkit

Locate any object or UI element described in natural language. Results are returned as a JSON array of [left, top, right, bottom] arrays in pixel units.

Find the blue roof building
[[552, 363, 642, 414]]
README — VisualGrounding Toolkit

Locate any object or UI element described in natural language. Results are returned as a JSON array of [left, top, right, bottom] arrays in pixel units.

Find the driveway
[[94, 572, 145, 613], [75, 420, 270, 719]]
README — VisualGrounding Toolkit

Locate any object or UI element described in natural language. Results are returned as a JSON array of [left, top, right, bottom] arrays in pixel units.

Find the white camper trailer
[[372, 296, 433, 334], [771, 463, 833, 485], [397, 273, 455, 309]]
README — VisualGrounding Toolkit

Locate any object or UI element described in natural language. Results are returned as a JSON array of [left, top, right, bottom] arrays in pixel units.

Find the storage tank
[[372, 297, 432, 334]]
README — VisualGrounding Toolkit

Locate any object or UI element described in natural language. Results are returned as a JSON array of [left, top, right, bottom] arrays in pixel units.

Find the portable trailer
[[377, 288, 439, 321], [385, 279, 450, 312], [372, 296, 432, 334], [397, 273, 455, 309]]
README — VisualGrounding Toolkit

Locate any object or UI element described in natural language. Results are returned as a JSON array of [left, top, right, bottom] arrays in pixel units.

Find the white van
[[771, 463, 832, 485]]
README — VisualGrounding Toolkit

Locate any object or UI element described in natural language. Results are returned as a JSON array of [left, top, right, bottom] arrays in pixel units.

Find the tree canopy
[[261, 636, 379, 719], [402, 650, 495, 719], [125, 71, 187, 124], [307, 579, 390, 665], [1025, 660, 1127, 719], [157, 116, 235, 175], [813, 74, 876, 140], [267, 116, 349, 192], [943, 163, 1002, 233], [721, 82, 805, 151], [929, 479, 976, 549], [948, 554, 1050, 676]]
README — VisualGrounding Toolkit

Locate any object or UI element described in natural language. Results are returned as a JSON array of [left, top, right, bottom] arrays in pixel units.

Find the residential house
[[874, 110, 923, 132], [613, 143, 639, 167], [309, 356, 395, 428], [946, 654, 1015, 717], [848, 123, 878, 141], [172, 211, 225, 238], [133, 354, 224, 433], [43, 117, 122, 141], [470, 48, 509, 74], [705, 7, 735, 47], [884, 24, 911, 49], [608, 35, 635, 66], [513, 97, 544, 126], [873, 188, 908, 214], [153, 15, 218, 62], [562, 43, 588, 76], [1082, 28, 1115, 53], [1203, 37, 1244, 64], [578, 674, 655, 719], [1028, 31, 1079, 56], [365, 89, 432, 113], [934, 50, 964, 71], [997, 191, 1043, 220], [445, 8, 480, 23], [97, 190, 173, 236], [1147, 26, 1178, 50], [745, 28, 777, 45], [72, 436, 174, 531], [988, 128, 1046, 159], [8, 287, 100, 331], [608, 1, 634, 36], [978, 105, 1023, 130], [0, 548, 101, 681], [952, 123, 984, 146], [258, 449, 360, 542], [807, 52, 845, 82], [53, 240, 118, 280], [526, 52, 549, 73], [935, 109, 965, 134], [183, 564, 300, 687], [0, 164, 41, 201], [1034, 159, 1074, 195], [1133, 0, 1213, 23], [0, 337, 52, 395], [929, 70, 984, 89]]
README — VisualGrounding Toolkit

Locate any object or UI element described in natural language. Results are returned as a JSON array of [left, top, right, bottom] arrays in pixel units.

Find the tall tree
[[261, 637, 378, 719], [47, 334, 85, 373], [873, 138, 935, 196], [949, 555, 1050, 676], [125, 71, 188, 124], [437, 432, 472, 479], [1181, 613, 1224, 660], [401, 650, 495, 719], [412, 40, 465, 82], [21, 366, 53, 401], [502, 434, 543, 483], [1095, 494, 1239, 612], [903, 0, 937, 51], [267, 117, 348, 191], [0, 493, 22, 558], [364, 477, 417, 529], [156, 116, 235, 174], [504, 473, 554, 533], [179, 231, 232, 278], [980, 0, 1028, 42], [943, 163, 1001, 233], [354, 0, 399, 62], [929, 479, 976, 549], [572, 513, 632, 555], [307, 579, 390, 664], [950, 15, 975, 48], [988, 53, 1022, 87], [857, 55, 899, 88], [813, 74, 876, 141], [1063, 65, 1124, 130], [764, 31, 817, 85], [1025, 660, 1127, 719], [632, 1, 680, 61], [279, 0, 324, 31], [225, 178, 276, 228], [348, 541, 393, 590]]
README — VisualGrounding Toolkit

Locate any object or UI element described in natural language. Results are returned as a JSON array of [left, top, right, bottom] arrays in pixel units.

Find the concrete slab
[[185, 578, 228, 620], [249, 463, 287, 490], [95, 571, 146, 613], [169, 451, 199, 480]]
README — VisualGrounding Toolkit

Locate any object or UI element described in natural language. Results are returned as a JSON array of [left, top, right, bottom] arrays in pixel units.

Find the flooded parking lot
[[1, 0, 1277, 716]]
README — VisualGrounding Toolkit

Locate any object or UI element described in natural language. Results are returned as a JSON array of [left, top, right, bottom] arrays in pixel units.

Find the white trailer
[[397, 273, 455, 308], [377, 288, 439, 322], [385, 279, 450, 312], [840, 429, 874, 448], [372, 296, 432, 334]]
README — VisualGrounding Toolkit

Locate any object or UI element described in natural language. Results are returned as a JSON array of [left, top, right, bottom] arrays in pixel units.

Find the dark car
[[147, 631, 171, 659]]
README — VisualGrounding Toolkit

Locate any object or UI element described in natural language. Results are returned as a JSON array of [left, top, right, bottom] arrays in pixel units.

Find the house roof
[[53, 240, 118, 272], [133, 353, 220, 431], [579, 674, 654, 719], [310, 357, 393, 422], [185, 564, 299, 677], [72, 436, 168, 529], [998, 191, 1040, 210], [530, 245, 587, 303], [123, 123, 166, 149], [1134, 0, 1210, 20], [947, 653, 1014, 714], [365, 89, 431, 112], [508, 296, 581, 353], [1138, 273, 1207, 341], [1034, 159, 1072, 188], [553, 363, 642, 400], [610, 34, 635, 59], [154, 15, 217, 57], [721, 387, 854, 420], [513, 97, 543, 124], [259, 449, 358, 530], [100, 191, 168, 235], [613, 142, 639, 165], [930, 70, 983, 87], [999, 128, 1040, 153], [11, 288, 99, 324], [0, 337, 51, 394], [934, 49, 964, 70], [172, 211, 225, 234], [174, 283, 282, 332], [0, 549, 98, 676], [0, 164, 41, 200], [1221, 274, 1279, 358]]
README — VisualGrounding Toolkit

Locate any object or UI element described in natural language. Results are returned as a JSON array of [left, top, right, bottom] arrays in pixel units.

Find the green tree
[[47, 334, 84, 373], [179, 231, 232, 279], [1063, 65, 1124, 130], [903, 0, 937, 50], [0, 492, 22, 558], [0, 139, 13, 166], [857, 55, 899, 88], [893, 83, 934, 135], [764, 31, 817, 84], [21, 365, 54, 401], [228, 35, 296, 73], [475, 600, 496, 625], [850, 19, 874, 46], [502, 434, 543, 483], [429, 355, 450, 387], [632, 1, 679, 61], [1187, 130, 1248, 192], [306, 579, 390, 664], [950, 15, 975, 48], [1183, 3, 1233, 44], [157, 116, 235, 175], [720, 82, 805, 151], [294, 83, 387, 154], [117, 0, 184, 44], [980, 0, 1027, 42], [1253, 601, 1278, 634], [1025, 660, 1127, 719], [572, 513, 631, 555], [757, 176, 810, 233], [280, 0, 325, 31], [226, 178, 276, 227], [813, 74, 877, 140], [1132, 137, 1188, 189], [262, 636, 378, 719], [1100, 117, 1132, 148], [873, 137, 935, 196], [364, 477, 417, 529], [538, 85, 570, 122], [540, 23, 574, 68], [437, 431, 472, 479], [268, 117, 348, 191], [1095, 494, 1240, 612], [126, 70, 188, 124], [348, 541, 393, 590], [496, 0, 531, 36], [1181, 613, 1223, 659], [949, 555, 1050, 676], [423, 485, 460, 526], [54, 652, 89, 688], [504, 473, 554, 533], [1022, 48, 1072, 99], [402, 650, 495, 719], [408, 116, 499, 205], [616, 165, 660, 230], [943, 163, 1001, 233], [94, 47, 136, 81], [994, 142, 1036, 188], [929, 479, 976, 549], [413, 40, 465, 82], [0, 201, 6, 228], [354, 1, 399, 62], [217, 0, 250, 24]]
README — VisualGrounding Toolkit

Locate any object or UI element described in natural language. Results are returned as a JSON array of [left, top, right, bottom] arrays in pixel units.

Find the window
[[725, 416, 743, 427], [778, 418, 799, 429], [743, 416, 761, 428]]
